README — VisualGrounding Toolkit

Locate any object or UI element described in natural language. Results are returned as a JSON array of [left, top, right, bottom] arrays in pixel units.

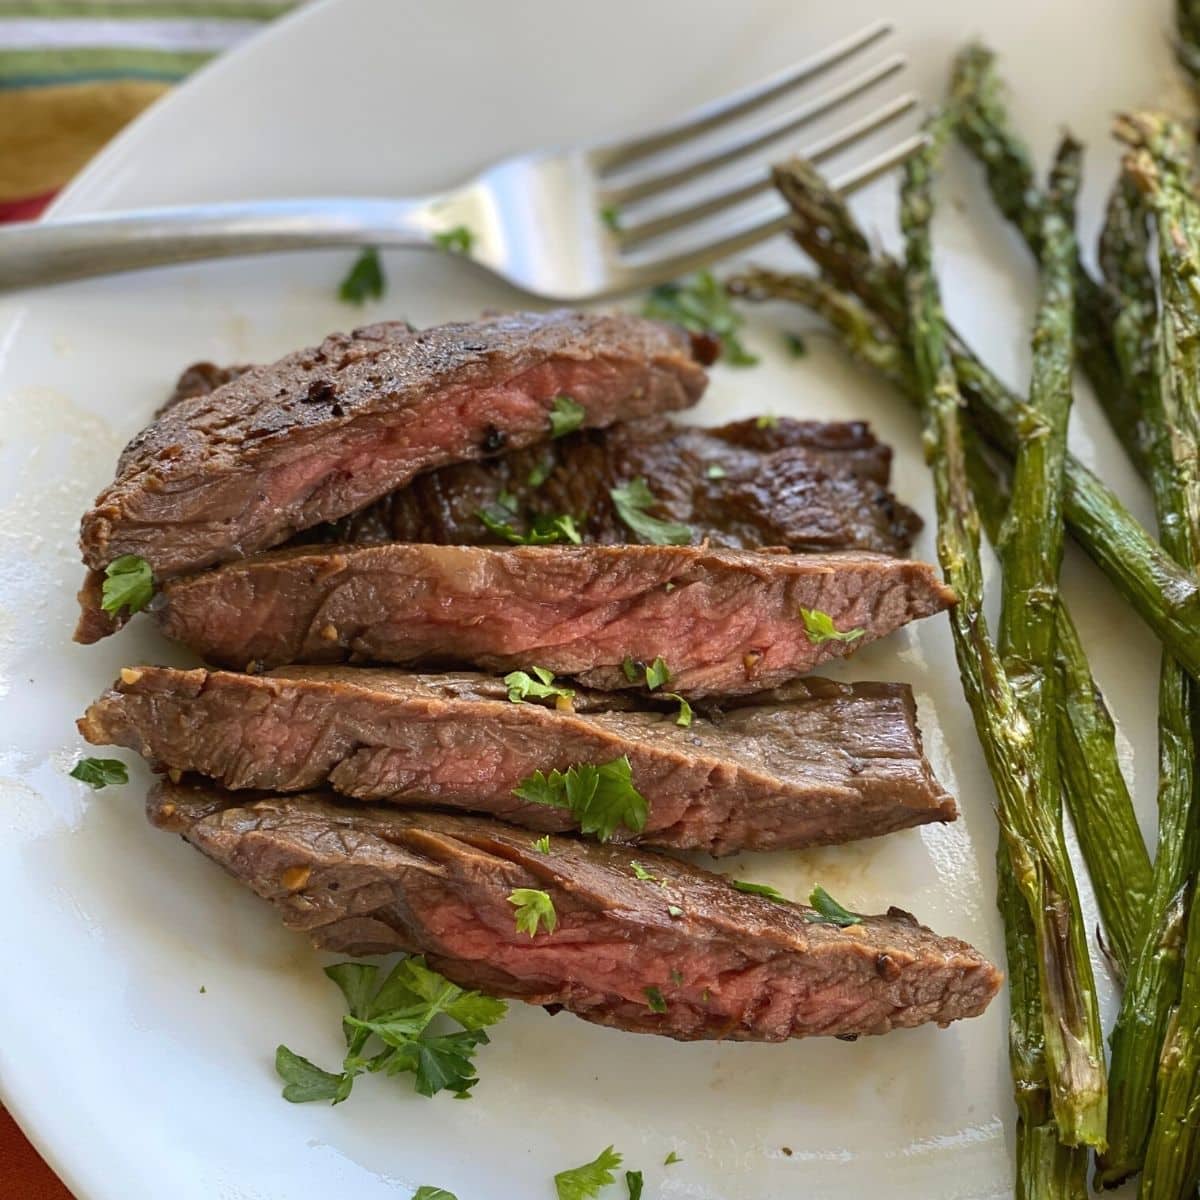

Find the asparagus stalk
[[1103, 111, 1200, 1196], [901, 113, 1106, 1150], [730, 269, 1152, 974], [949, 43, 1156, 477], [763, 156, 1200, 684], [1176, 0, 1200, 95]]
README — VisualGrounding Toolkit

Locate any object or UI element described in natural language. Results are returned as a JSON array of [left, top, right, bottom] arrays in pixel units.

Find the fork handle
[[0, 198, 437, 290]]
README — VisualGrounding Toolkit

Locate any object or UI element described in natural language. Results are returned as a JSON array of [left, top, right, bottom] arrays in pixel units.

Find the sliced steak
[[81, 666, 955, 855], [76, 310, 707, 628], [148, 783, 1001, 1041], [303, 416, 922, 554], [154, 543, 956, 692]]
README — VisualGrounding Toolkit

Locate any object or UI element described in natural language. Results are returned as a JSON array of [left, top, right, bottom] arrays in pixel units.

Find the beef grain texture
[[149, 783, 1001, 1041], [76, 310, 707, 634], [306, 416, 922, 555], [154, 543, 957, 693], [81, 666, 956, 855]]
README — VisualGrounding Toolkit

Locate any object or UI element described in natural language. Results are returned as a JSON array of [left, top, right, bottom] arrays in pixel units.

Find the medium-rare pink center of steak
[[78, 310, 707, 583], [154, 543, 956, 695], [148, 783, 1002, 1042]]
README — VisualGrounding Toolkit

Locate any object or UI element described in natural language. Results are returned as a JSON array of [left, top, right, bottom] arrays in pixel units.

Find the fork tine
[[591, 20, 893, 172], [600, 53, 907, 207], [616, 92, 917, 249], [617, 133, 925, 293]]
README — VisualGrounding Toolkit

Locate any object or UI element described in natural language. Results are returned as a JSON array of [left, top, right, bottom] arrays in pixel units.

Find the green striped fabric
[[0, 0, 296, 89]]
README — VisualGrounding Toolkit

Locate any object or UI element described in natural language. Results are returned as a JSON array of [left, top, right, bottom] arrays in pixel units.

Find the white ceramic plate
[[0, 0, 1177, 1195]]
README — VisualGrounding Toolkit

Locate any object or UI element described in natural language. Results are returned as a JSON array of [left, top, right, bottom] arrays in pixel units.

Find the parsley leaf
[[433, 225, 474, 254], [276, 957, 507, 1105], [643, 656, 670, 690], [784, 332, 808, 357], [504, 668, 575, 705], [755, 414, 780, 429], [704, 463, 727, 480], [663, 693, 693, 727], [276, 1045, 351, 1104], [667, 905, 684, 919], [625, 1170, 643, 1200], [100, 554, 154, 617], [641, 270, 757, 366], [799, 607, 866, 645], [805, 885, 863, 927], [528, 457, 555, 488], [412, 1188, 458, 1200], [532, 835, 551, 853], [513, 756, 647, 841], [664, 1151, 682, 1166], [621, 656, 641, 683], [549, 394, 586, 437], [555, 1147, 623, 1200], [630, 861, 656, 881], [610, 477, 693, 545], [69, 756, 129, 789], [338, 247, 385, 304], [508, 888, 557, 937], [477, 507, 581, 545], [731, 879, 789, 903], [644, 986, 667, 1013], [600, 204, 622, 232]]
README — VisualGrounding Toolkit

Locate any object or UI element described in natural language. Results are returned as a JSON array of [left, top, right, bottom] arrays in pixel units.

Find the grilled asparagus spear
[[1102, 111, 1200, 1196], [901, 113, 1106, 1150]]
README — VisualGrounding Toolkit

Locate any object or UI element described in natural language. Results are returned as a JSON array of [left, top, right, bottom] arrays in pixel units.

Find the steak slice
[[76, 310, 707, 619], [80, 666, 955, 855], [154, 543, 956, 692], [303, 416, 922, 555], [148, 783, 1001, 1041]]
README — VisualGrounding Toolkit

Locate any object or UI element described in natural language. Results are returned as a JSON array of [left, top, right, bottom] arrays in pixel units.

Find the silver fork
[[0, 21, 919, 300]]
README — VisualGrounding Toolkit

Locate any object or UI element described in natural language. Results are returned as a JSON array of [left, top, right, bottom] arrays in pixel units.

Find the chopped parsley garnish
[[555, 1147, 623, 1200], [338, 247, 385, 304], [644, 656, 671, 690], [625, 1170, 643, 1200], [622, 656, 640, 682], [412, 1188, 458, 1200], [667, 905, 684, 919], [755, 414, 780, 429], [630, 861, 656, 881], [610, 477, 692, 545], [704, 463, 727, 480], [69, 756, 129, 789], [644, 986, 667, 1013], [531, 835, 552, 853], [527, 457, 555, 488], [731, 879, 788, 903], [513, 756, 647, 841], [641, 270, 757, 366], [600, 204, 622, 232], [504, 666, 575, 705], [804, 885, 863, 928], [100, 554, 154, 617], [433, 225, 474, 254], [275, 957, 507, 1105], [477, 507, 582, 545], [784, 332, 808, 357], [664, 1151, 682, 1166], [799, 607, 866, 646], [508, 888, 557, 937], [549, 394, 586, 437], [663, 692, 693, 727]]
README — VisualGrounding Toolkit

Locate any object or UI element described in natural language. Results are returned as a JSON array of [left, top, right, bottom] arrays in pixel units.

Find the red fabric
[[0, 189, 57, 223], [0, 1108, 74, 1198]]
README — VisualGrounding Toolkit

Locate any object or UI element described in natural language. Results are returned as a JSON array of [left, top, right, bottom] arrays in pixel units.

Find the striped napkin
[[0, 0, 297, 221]]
